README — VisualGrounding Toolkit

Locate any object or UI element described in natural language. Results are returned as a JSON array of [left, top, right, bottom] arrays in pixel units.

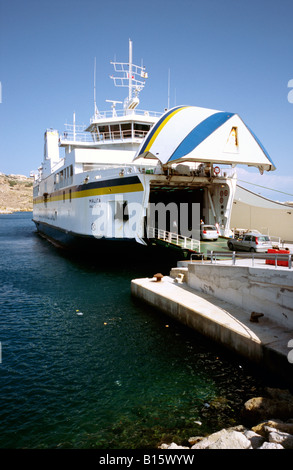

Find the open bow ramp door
[[134, 105, 276, 174]]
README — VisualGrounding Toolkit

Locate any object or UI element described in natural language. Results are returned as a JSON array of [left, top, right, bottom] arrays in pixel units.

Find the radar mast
[[110, 39, 148, 113]]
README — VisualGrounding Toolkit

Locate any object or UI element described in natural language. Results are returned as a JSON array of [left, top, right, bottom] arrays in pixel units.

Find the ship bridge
[[134, 105, 276, 174]]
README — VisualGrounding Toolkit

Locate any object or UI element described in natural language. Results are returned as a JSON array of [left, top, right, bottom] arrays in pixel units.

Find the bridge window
[[98, 125, 110, 140], [109, 124, 120, 139], [134, 123, 151, 136], [121, 123, 132, 138]]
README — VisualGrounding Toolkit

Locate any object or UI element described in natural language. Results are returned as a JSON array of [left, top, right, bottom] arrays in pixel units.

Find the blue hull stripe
[[168, 111, 234, 162]]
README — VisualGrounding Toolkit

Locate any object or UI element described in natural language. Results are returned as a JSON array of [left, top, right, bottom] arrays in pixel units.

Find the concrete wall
[[187, 263, 293, 329], [230, 186, 293, 242], [131, 278, 266, 364], [131, 276, 293, 384]]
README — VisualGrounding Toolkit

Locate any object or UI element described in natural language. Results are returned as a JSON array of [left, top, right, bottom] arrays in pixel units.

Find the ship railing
[[60, 131, 93, 143], [206, 250, 292, 269], [95, 129, 149, 141], [80, 163, 153, 174], [147, 226, 200, 252], [60, 128, 150, 143], [89, 108, 162, 122]]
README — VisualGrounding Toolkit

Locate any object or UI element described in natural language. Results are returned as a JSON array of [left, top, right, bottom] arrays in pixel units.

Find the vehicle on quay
[[200, 224, 219, 241], [227, 232, 273, 252]]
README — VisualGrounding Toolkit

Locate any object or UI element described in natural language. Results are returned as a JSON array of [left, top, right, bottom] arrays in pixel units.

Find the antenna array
[[110, 40, 148, 110]]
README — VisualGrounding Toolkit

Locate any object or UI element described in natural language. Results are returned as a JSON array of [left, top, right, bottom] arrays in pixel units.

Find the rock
[[252, 420, 293, 437], [273, 421, 293, 434], [188, 436, 203, 446], [158, 443, 170, 449], [169, 442, 190, 449], [266, 427, 293, 449], [252, 420, 281, 437], [159, 422, 292, 450], [257, 441, 284, 449], [227, 424, 247, 432], [243, 430, 266, 449], [243, 395, 293, 424], [191, 429, 252, 449], [159, 442, 189, 449], [158, 388, 293, 451]]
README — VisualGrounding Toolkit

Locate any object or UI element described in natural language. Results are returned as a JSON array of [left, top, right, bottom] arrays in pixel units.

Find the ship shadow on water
[[33, 228, 186, 276]]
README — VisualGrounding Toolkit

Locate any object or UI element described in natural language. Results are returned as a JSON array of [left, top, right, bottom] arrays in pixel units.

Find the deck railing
[[90, 109, 162, 121], [61, 128, 150, 143], [147, 226, 200, 252], [199, 250, 293, 269]]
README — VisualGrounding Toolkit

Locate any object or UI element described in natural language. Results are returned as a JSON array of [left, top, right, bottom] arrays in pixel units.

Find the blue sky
[[1, 0, 293, 201]]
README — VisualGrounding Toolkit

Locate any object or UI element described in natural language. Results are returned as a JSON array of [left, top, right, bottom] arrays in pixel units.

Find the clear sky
[[1, 0, 293, 201]]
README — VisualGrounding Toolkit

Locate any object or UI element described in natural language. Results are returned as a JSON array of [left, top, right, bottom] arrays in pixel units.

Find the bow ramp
[[134, 105, 275, 174]]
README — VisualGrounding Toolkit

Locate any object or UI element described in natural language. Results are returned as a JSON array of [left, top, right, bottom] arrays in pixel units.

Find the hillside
[[0, 173, 33, 214]]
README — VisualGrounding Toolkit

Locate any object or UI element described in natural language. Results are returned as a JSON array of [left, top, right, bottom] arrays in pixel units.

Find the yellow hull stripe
[[33, 182, 144, 205]]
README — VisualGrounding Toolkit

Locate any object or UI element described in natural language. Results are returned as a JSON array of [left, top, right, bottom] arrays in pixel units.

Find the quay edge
[[131, 263, 293, 386]]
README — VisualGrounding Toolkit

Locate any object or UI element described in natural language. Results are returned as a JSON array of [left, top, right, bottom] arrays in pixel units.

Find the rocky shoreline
[[159, 387, 293, 449], [0, 172, 33, 214]]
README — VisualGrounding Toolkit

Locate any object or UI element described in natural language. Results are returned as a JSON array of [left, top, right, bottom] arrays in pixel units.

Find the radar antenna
[[110, 39, 148, 112], [105, 99, 122, 117]]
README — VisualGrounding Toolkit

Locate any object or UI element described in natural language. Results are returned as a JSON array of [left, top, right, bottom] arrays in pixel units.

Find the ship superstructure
[[33, 40, 275, 252]]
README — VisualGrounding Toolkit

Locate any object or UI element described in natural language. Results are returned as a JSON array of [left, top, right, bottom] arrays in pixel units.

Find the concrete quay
[[131, 257, 293, 385]]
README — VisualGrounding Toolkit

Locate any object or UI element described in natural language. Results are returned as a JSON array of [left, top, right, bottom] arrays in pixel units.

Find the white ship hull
[[33, 153, 237, 251], [33, 167, 146, 247]]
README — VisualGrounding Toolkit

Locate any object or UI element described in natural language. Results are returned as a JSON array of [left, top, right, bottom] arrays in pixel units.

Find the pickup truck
[[227, 232, 272, 252]]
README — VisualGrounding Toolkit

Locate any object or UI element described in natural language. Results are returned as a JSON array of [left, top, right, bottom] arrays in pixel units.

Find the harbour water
[[0, 212, 277, 449]]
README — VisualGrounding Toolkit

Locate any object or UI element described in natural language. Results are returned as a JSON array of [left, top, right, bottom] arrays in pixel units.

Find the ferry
[[32, 40, 275, 254]]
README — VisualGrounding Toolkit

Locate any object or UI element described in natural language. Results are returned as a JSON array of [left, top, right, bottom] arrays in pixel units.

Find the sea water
[[0, 212, 273, 449]]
